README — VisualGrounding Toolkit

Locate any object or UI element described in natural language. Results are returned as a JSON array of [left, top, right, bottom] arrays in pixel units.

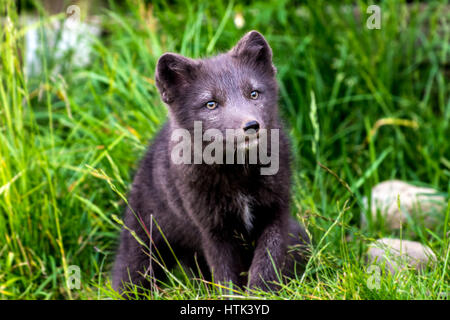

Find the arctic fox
[[112, 31, 310, 293]]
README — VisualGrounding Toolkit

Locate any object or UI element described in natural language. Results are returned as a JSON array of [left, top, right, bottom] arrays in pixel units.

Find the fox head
[[155, 31, 279, 139]]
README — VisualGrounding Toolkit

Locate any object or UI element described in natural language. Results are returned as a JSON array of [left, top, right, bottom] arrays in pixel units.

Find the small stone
[[367, 238, 436, 274], [362, 180, 446, 229]]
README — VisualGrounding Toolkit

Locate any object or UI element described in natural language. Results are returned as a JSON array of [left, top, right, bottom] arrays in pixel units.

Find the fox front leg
[[201, 233, 244, 289], [248, 217, 287, 291]]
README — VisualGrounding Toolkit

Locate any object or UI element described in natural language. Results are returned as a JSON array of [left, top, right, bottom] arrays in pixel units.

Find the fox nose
[[243, 120, 260, 133]]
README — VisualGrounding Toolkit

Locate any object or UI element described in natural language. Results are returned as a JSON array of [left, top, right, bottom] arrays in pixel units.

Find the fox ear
[[231, 31, 276, 75], [155, 53, 198, 104]]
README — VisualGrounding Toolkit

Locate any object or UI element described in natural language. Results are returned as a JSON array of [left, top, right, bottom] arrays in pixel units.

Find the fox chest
[[235, 193, 254, 232]]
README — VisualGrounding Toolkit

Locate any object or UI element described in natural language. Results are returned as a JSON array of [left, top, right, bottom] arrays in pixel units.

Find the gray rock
[[367, 238, 436, 274], [362, 180, 446, 229]]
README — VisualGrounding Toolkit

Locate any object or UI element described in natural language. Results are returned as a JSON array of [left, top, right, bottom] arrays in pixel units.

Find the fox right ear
[[231, 31, 276, 75], [155, 53, 198, 104]]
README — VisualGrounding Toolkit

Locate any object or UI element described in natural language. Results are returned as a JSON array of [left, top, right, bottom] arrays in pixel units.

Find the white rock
[[22, 15, 102, 77], [367, 238, 436, 274], [362, 180, 446, 229]]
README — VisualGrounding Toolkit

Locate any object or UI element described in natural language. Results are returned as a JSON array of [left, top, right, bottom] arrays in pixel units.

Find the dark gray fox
[[112, 31, 310, 294]]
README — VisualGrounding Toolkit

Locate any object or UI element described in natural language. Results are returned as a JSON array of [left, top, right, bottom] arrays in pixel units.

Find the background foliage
[[0, 0, 448, 299]]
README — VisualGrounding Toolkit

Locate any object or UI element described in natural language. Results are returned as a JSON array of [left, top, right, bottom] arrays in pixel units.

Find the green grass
[[0, 0, 449, 299]]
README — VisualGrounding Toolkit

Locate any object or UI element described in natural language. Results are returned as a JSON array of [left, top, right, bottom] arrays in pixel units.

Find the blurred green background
[[0, 0, 448, 299]]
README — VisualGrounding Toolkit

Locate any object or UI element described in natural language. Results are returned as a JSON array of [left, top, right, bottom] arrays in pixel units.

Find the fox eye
[[250, 90, 259, 99], [205, 101, 218, 110]]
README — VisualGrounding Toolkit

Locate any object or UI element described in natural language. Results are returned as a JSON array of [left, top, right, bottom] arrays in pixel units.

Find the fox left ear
[[155, 53, 198, 104], [231, 30, 276, 75]]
